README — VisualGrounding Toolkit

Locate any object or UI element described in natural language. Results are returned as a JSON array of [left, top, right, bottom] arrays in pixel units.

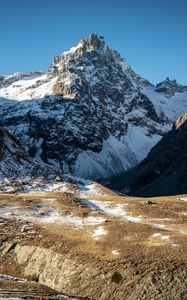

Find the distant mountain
[[0, 129, 54, 180], [0, 34, 187, 180], [155, 77, 187, 98], [110, 113, 187, 196]]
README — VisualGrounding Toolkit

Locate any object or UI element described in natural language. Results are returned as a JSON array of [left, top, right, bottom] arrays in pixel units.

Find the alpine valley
[[0, 35, 187, 300]]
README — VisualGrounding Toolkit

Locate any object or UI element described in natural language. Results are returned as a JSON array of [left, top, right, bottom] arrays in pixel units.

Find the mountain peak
[[155, 77, 187, 97], [75, 33, 105, 50], [60, 34, 105, 58], [86, 34, 105, 49], [165, 77, 177, 83], [48, 33, 152, 94]]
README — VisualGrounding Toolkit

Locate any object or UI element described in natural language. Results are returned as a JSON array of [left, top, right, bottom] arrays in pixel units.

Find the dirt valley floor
[[0, 180, 187, 299]]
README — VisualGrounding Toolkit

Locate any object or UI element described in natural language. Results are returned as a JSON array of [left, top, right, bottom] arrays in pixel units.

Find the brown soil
[[0, 190, 186, 299]]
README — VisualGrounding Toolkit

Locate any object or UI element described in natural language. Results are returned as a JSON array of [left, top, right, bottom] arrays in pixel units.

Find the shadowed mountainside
[[0, 128, 55, 180], [110, 113, 187, 197]]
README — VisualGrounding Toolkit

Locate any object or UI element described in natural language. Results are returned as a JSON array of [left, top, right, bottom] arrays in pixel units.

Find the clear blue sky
[[1, 0, 187, 84]]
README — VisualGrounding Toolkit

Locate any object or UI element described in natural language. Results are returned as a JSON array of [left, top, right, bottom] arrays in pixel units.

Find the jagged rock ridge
[[155, 77, 187, 98]]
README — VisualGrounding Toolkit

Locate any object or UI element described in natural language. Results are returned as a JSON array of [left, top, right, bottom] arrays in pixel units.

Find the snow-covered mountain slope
[[0, 129, 55, 180], [0, 34, 187, 180]]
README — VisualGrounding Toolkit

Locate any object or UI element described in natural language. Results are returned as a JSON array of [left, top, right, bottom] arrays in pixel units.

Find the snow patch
[[0, 74, 57, 101], [152, 233, 161, 237], [161, 235, 170, 241], [0, 205, 106, 227], [91, 226, 107, 240], [63, 41, 84, 56], [112, 250, 119, 255], [78, 181, 106, 196], [177, 197, 187, 202], [82, 199, 142, 223]]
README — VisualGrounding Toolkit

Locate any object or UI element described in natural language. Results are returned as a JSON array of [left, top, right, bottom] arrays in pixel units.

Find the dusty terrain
[[0, 182, 186, 299]]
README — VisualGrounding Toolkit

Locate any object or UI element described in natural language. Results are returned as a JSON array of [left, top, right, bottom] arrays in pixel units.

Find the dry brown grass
[[0, 191, 186, 299]]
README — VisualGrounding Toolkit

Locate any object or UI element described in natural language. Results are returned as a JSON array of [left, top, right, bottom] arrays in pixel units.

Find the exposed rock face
[[0, 34, 187, 179], [175, 113, 187, 129], [0, 129, 54, 179], [14, 243, 187, 300], [110, 113, 187, 196], [155, 77, 187, 98]]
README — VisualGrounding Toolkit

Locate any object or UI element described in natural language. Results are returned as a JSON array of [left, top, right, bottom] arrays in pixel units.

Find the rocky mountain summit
[[110, 113, 187, 196], [155, 77, 187, 98], [0, 34, 187, 180]]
